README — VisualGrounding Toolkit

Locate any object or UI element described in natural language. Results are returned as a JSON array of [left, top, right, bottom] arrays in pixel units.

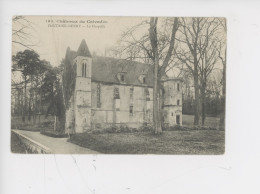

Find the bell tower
[[73, 39, 92, 133]]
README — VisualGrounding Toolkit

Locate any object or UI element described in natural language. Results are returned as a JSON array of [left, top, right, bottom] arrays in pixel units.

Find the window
[[145, 88, 150, 101], [143, 77, 146, 84], [97, 83, 101, 108], [171, 112, 173, 116], [115, 99, 120, 111], [177, 99, 180, 105], [130, 88, 134, 100], [82, 63, 84, 77], [120, 74, 125, 82], [82, 63, 87, 77], [114, 87, 120, 99], [177, 83, 180, 91], [114, 87, 121, 110], [130, 105, 133, 116]]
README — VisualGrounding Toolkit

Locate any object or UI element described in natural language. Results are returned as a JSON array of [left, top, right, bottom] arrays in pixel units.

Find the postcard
[[11, 16, 226, 154]]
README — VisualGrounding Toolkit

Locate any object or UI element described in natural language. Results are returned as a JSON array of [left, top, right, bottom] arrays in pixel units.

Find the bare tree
[[108, 17, 179, 134], [12, 16, 38, 50], [217, 18, 227, 130], [149, 17, 179, 134], [197, 19, 222, 125], [175, 18, 222, 125]]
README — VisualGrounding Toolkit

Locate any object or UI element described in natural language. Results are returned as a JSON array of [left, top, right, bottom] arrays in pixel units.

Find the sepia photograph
[[11, 16, 226, 154]]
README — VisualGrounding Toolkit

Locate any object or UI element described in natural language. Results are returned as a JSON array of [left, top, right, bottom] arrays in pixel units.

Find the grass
[[70, 130, 225, 154], [70, 114, 224, 154], [11, 115, 54, 131], [11, 131, 27, 153], [11, 115, 55, 134], [182, 114, 220, 129]]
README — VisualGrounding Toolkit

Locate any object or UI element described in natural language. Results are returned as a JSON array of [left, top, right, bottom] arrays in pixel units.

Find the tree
[[217, 18, 227, 130], [175, 18, 222, 125], [197, 19, 221, 125], [12, 16, 37, 50], [149, 17, 179, 134], [12, 49, 41, 121], [109, 17, 179, 134], [31, 60, 51, 123], [41, 64, 65, 131]]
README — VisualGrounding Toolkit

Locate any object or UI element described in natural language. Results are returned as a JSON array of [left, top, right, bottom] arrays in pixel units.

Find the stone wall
[[74, 56, 92, 133], [163, 79, 183, 126], [67, 74, 183, 132], [91, 82, 154, 129]]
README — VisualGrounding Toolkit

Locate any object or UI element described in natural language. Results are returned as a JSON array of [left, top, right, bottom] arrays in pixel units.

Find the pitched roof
[[76, 39, 92, 57], [91, 56, 154, 87], [66, 40, 154, 87]]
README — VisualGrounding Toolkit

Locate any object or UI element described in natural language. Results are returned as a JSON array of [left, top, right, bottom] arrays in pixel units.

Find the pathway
[[12, 129, 99, 154]]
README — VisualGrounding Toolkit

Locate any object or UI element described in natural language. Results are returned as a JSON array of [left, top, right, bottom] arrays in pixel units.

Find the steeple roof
[[76, 39, 92, 57]]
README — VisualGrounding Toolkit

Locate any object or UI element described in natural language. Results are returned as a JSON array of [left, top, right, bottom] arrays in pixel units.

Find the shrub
[[40, 129, 67, 138], [165, 125, 218, 131], [138, 125, 153, 132], [91, 124, 153, 134]]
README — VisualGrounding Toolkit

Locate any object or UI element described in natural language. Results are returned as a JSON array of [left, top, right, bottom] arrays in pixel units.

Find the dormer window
[[138, 75, 147, 84], [120, 74, 125, 82], [117, 72, 126, 83], [143, 77, 146, 84]]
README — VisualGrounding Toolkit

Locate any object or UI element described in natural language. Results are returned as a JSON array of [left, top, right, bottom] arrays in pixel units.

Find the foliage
[[12, 50, 41, 77], [40, 129, 67, 138], [182, 96, 224, 117], [92, 124, 153, 134], [165, 125, 218, 131], [62, 49, 77, 109], [41, 64, 66, 132]]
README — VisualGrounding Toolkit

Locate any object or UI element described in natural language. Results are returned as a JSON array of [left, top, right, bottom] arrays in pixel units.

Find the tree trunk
[[149, 17, 163, 134], [39, 91, 42, 123], [28, 90, 32, 122], [201, 83, 206, 126], [54, 116, 57, 131], [33, 90, 37, 124], [153, 62, 162, 134], [23, 76, 27, 122], [219, 49, 226, 130], [193, 68, 200, 125]]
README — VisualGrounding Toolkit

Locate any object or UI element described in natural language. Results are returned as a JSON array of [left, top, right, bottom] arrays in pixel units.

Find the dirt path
[[12, 129, 99, 154]]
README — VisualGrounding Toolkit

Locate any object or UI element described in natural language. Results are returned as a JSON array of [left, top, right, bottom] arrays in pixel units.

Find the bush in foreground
[[91, 124, 218, 134], [40, 129, 67, 138]]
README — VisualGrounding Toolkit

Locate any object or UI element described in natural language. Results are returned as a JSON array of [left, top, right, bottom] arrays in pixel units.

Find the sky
[[12, 16, 148, 67], [12, 16, 225, 84]]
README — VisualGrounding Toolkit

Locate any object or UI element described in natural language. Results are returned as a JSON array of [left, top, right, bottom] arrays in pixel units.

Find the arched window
[[120, 74, 125, 82], [82, 63, 87, 77], [177, 83, 180, 91]]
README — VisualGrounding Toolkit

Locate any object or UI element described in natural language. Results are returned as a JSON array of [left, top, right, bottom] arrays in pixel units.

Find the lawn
[[182, 114, 220, 129], [70, 130, 225, 155], [11, 115, 55, 131]]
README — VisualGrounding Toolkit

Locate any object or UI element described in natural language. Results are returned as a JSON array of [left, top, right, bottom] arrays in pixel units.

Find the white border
[[1, 0, 260, 193]]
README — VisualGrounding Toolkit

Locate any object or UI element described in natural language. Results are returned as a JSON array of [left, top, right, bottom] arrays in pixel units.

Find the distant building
[[65, 39, 182, 133]]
